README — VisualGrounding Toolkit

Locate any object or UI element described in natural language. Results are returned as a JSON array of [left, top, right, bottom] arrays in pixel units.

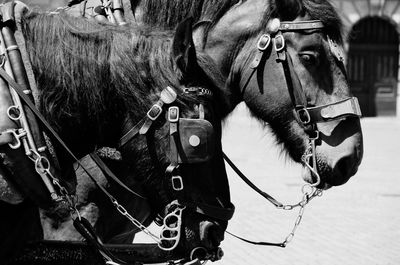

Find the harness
[[118, 86, 235, 255], [223, 18, 362, 247], [54, 0, 127, 25], [0, 1, 232, 264]]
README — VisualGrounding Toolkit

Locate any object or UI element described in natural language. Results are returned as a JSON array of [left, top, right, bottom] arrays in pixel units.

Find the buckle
[[297, 107, 311, 124], [147, 104, 163, 121], [168, 106, 179, 122], [274, 34, 285, 52], [257, 34, 271, 51], [171, 175, 184, 191]]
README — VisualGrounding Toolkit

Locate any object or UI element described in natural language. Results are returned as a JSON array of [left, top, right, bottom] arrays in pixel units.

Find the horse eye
[[299, 53, 318, 66]]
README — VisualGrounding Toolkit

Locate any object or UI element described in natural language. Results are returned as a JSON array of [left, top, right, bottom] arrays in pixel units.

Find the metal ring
[[297, 108, 311, 124], [7, 105, 22, 121], [257, 34, 271, 51], [274, 34, 286, 52], [35, 155, 51, 175]]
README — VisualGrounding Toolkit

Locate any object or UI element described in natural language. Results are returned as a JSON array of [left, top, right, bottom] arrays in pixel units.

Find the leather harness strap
[[89, 152, 147, 200], [306, 97, 362, 123], [279, 20, 324, 31]]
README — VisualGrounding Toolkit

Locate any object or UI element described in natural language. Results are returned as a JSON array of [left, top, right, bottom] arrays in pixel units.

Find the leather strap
[[190, 201, 235, 221], [73, 217, 129, 265], [307, 97, 362, 122], [223, 152, 283, 208], [226, 231, 285, 247], [168, 106, 180, 165], [279, 20, 324, 31], [118, 117, 145, 147], [89, 152, 147, 200]]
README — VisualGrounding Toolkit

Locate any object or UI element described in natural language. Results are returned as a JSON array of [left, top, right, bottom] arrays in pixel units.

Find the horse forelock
[[264, 0, 343, 43], [300, 0, 344, 43]]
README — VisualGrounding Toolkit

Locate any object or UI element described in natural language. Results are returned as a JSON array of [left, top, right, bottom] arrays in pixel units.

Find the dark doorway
[[347, 16, 399, 117]]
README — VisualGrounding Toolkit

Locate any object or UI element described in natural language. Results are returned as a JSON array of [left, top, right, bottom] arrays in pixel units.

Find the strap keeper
[[274, 34, 285, 52], [257, 34, 271, 51], [147, 103, 163, 121], [171, 175, 184, 191], [296, 107, 311, 125], [168, 106, 179, 123]]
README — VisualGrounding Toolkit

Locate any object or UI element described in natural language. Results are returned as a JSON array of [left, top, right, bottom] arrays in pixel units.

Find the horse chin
[[301, 169, 332, 190], [301, 152, 358, 190], [179, 215, 225, 259]]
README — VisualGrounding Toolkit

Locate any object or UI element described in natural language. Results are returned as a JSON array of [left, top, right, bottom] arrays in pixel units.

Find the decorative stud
[[189, 135, 200, 147], [268, 18, 281, 33]]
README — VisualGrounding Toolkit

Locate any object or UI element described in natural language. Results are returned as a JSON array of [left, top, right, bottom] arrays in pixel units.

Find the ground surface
[[217, 103, 400, 265], [137, 103, 400, 265]]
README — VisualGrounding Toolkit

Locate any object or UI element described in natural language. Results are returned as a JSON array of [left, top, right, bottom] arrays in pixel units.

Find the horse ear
[[272, 0, 303, 20], [172, 17, 198, 77]]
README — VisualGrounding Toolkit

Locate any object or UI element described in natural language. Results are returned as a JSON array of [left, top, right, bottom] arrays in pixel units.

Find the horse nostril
[[200, 221, 223, 248], [332, 152, 358, 186]]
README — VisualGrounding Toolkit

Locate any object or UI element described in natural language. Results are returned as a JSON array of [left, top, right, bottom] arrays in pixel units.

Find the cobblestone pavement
[[218, 103, 400, 265]]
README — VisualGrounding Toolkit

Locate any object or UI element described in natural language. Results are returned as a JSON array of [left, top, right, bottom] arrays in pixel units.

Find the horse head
[[193, 0, 363, 189], [111, 18, 233, 259], [127, 0, 363, 189]]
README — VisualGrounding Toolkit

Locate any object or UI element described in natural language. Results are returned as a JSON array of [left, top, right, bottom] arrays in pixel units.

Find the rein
[[225, 18, 362, 247]]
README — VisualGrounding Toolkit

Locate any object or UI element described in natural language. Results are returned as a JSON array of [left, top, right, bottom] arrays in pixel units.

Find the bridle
[[223, 18, 362, 247], [117, 85, 234, 259], [241, 18, 361, 188]]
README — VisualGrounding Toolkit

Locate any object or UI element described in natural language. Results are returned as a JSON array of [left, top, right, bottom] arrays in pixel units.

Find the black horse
[[0, 6, 233, 263]]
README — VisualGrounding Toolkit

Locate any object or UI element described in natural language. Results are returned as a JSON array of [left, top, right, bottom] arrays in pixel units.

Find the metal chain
[[281, 186, 322, 246], [111, 198, 162, 244], [31, 149, 162, 244]]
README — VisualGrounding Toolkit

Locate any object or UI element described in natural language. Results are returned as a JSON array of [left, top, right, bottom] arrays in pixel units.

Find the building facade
[[333, 0, 400, 117]]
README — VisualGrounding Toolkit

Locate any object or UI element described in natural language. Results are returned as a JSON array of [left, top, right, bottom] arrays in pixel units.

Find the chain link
[[111, 198, 161, 244], [280, 185, 323, 246], [30, 148, 163, 245]]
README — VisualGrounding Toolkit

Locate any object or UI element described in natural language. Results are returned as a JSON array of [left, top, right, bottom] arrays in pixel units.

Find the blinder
[[169, 115, 215, 164]]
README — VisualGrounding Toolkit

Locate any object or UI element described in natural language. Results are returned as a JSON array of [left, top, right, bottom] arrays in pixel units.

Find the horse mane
[[131, 0, 239, 29], [20, 11, 205, 148], [301, 0, 344, 43], [132, 0, 343, 42]]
